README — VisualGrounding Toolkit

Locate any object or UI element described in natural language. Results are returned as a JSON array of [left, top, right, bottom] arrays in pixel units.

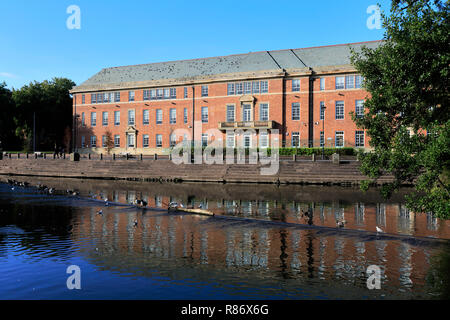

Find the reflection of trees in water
[[426, 244, 450, 299]]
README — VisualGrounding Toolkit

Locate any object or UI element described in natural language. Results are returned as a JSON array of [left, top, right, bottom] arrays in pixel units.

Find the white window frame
[[143, 134, 149, 148], [259, 103, 269, 121], [170, 108, 176, 124], [128, 109, 135, 125], [244, 82, 252, 94], [156, 134, 162, 148], [156, 109, 163, 124], [201, 85, 208, 97], [292, 79, 300, 92], [320, 77, 325, 90], [226, 105, 235, 122], [102, 111, 108, 126], [201, 133, 208, 147], [259, 132, 269, 148], [127, 134, 135, 148], [114, 92, 120, 102], [226, 131, 235, 148], [90, 135, 97, 148], [260, 81, 268, 93], [355, 130, 365, 147], [335, 101, 344, 120], [292, 132, 300, 148], [201, 106, 208, 123], [355, 100, 364, 118], [292, 103, 300, 121], [335, 131, 344, 148], [227, 83, 235, 95], [345, 75, 355, 89], [335, 76, 345, 90], [320, 101, 325, 120], [236, 83, 243, 95], [143, 109, 149, 125], [252, 81, 260, 94], [91, 112, 97, 126], [170, 134, 177, 147]]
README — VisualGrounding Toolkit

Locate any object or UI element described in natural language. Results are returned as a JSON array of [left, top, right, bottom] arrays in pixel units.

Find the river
[[0, 177, 449, 299]]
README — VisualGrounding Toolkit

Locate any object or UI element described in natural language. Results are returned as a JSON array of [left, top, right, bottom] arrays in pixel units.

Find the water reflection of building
[[73, 204, 439, 295], [87, 187, 449, 239]]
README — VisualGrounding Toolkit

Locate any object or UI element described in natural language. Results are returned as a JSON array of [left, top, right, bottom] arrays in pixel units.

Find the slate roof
[[75, 40, 382, 89]]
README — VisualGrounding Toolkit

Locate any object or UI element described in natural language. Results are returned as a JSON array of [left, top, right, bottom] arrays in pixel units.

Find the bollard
[[154, 154, 158, 160], [9, 153, 11, 159], [126, 153, 129, 160], [168, 153, 172, 161], [88, 153, 91, 160], [43, 153, 46, 159], [140, 154, 143, 161], [312, 154, 316, 162], [100, 153, 103, 160], [293, 154, 297, 161], [113, 153, 115, 160], [26, 153, 29, 159], [17, 153, 20, 159], [332, 153, 340, 164], [63, 153, 66, 159], [70, 153, 80, 161], [34, 153, 37, 159]]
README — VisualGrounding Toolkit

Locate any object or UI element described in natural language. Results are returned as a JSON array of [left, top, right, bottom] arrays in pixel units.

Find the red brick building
[[70, 41, 381, 154]]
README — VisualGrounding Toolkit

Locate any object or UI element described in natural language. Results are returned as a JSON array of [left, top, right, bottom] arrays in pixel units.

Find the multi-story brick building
[[70, 40, 381, 154]]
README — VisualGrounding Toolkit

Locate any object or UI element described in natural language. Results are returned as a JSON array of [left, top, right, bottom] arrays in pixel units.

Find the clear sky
[[0, 0, 391, 89]]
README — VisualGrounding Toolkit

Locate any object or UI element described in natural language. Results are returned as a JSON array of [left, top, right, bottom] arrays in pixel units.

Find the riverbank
[[0, 157, 396, 186]]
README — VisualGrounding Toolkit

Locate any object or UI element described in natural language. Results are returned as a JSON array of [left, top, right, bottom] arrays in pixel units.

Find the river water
[[0, 177, 449, 300]]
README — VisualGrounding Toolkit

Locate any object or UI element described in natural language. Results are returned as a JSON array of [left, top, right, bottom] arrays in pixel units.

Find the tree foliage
[[104, 130, 114, 154], [0, 82, 20, 150], [351, 0, 449, 218], [11, 78, 75, 152]]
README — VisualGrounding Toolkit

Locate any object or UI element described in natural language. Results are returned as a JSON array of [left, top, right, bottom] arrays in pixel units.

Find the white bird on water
[[97, 209, 103, 215], [376, 226, 384, 233], [104, 198, 109, 206]]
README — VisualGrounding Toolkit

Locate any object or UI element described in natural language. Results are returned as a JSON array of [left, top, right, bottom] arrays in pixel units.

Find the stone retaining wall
[[0, 157, 396, 186]]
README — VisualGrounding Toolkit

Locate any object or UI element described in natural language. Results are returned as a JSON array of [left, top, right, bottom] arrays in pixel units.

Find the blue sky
[[0, 0, 391, 89]]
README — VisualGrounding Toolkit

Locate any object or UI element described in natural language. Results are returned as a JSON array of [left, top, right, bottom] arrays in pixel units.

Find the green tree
[[104, 130, 114, 154], [0, 82, 20, 150], [12, 78, 75, 152], [351, 0, 449, 219]]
